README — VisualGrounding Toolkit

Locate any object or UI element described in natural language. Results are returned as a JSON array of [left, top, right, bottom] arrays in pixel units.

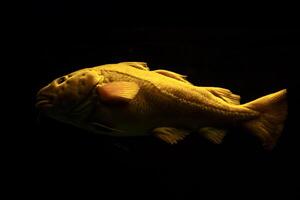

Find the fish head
[[36, 68, 104, 124]]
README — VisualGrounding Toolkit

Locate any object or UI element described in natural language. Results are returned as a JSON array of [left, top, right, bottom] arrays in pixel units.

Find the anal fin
[[198, 127, 226, 144]]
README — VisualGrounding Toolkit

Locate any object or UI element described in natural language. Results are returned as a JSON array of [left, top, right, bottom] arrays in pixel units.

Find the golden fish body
[[36, 62, 287, 150], [91, 63, 254, 132]]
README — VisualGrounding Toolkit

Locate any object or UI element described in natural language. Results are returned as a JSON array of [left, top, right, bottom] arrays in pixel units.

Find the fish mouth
[[35, 95, 54, 109]]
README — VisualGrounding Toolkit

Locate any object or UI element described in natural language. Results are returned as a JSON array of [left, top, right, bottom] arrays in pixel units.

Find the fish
[[36, 62, 288, 150]]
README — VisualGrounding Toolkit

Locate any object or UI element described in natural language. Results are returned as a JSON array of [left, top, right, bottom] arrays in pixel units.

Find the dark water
[[10, 3, 300, 199]]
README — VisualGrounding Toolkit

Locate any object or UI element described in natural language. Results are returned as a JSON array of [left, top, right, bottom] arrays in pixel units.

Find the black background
[[10, 1, 300, 199]]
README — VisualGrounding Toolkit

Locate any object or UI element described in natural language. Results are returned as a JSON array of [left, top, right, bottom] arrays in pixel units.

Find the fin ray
[[198, 127, 226, 144], [119, 62, 149, 71], [96, 81, 140, 103], [89, 122, 124, 135], [153, 69, 192, 85], [153, 127, 189, 144], [204, 87, 240, 105], [243, 89, 288, 150]]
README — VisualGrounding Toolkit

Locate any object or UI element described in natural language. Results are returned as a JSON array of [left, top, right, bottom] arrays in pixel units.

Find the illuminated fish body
[[36, 62, 288, 150]]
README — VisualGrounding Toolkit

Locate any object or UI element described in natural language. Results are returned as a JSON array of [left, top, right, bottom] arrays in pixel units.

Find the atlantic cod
[[36, 62, 288, 150]]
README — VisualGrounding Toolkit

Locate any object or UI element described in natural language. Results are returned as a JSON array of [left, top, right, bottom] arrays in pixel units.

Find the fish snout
[[36, 85, 56, 110], [36, 69, 103, 112]]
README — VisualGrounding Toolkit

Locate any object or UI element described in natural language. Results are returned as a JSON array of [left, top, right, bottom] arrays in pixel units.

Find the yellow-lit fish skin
[[36, 62, 288, 150]]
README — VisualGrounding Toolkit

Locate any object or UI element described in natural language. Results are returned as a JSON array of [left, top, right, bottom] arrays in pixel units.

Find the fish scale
[[98, 67, 258, 120], [36, 62, 288, 150]]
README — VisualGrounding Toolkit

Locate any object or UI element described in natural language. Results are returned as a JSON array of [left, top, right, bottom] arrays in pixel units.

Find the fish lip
[[35, 94, 54, 109], [35, 99, 53, 109]]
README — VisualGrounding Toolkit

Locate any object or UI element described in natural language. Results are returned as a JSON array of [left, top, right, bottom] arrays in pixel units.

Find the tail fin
[[243, 89, 288, 150]]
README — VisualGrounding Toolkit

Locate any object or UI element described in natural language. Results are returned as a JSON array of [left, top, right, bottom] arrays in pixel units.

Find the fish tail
[[243, 89, 288, 150]]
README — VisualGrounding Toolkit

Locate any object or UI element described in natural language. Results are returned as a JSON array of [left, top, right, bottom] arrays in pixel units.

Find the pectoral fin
[[96, 81, 140, 103], [198, 127, 226, 144], [89, 122, 124, 135], [153, 127, 189, 144], [153, 69, 192, 85]]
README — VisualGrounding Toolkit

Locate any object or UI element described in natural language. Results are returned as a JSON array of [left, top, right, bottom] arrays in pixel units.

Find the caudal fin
[[243, 89, 288, 150]]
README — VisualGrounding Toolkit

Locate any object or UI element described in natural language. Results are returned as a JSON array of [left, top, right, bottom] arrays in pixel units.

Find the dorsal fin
[[153, 69, 192, 85], [119, 62, 150, 71], [204, 87, 240, 105]]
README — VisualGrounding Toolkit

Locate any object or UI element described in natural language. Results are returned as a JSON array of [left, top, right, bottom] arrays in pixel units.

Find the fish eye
[[56, 76, 67, 84]]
